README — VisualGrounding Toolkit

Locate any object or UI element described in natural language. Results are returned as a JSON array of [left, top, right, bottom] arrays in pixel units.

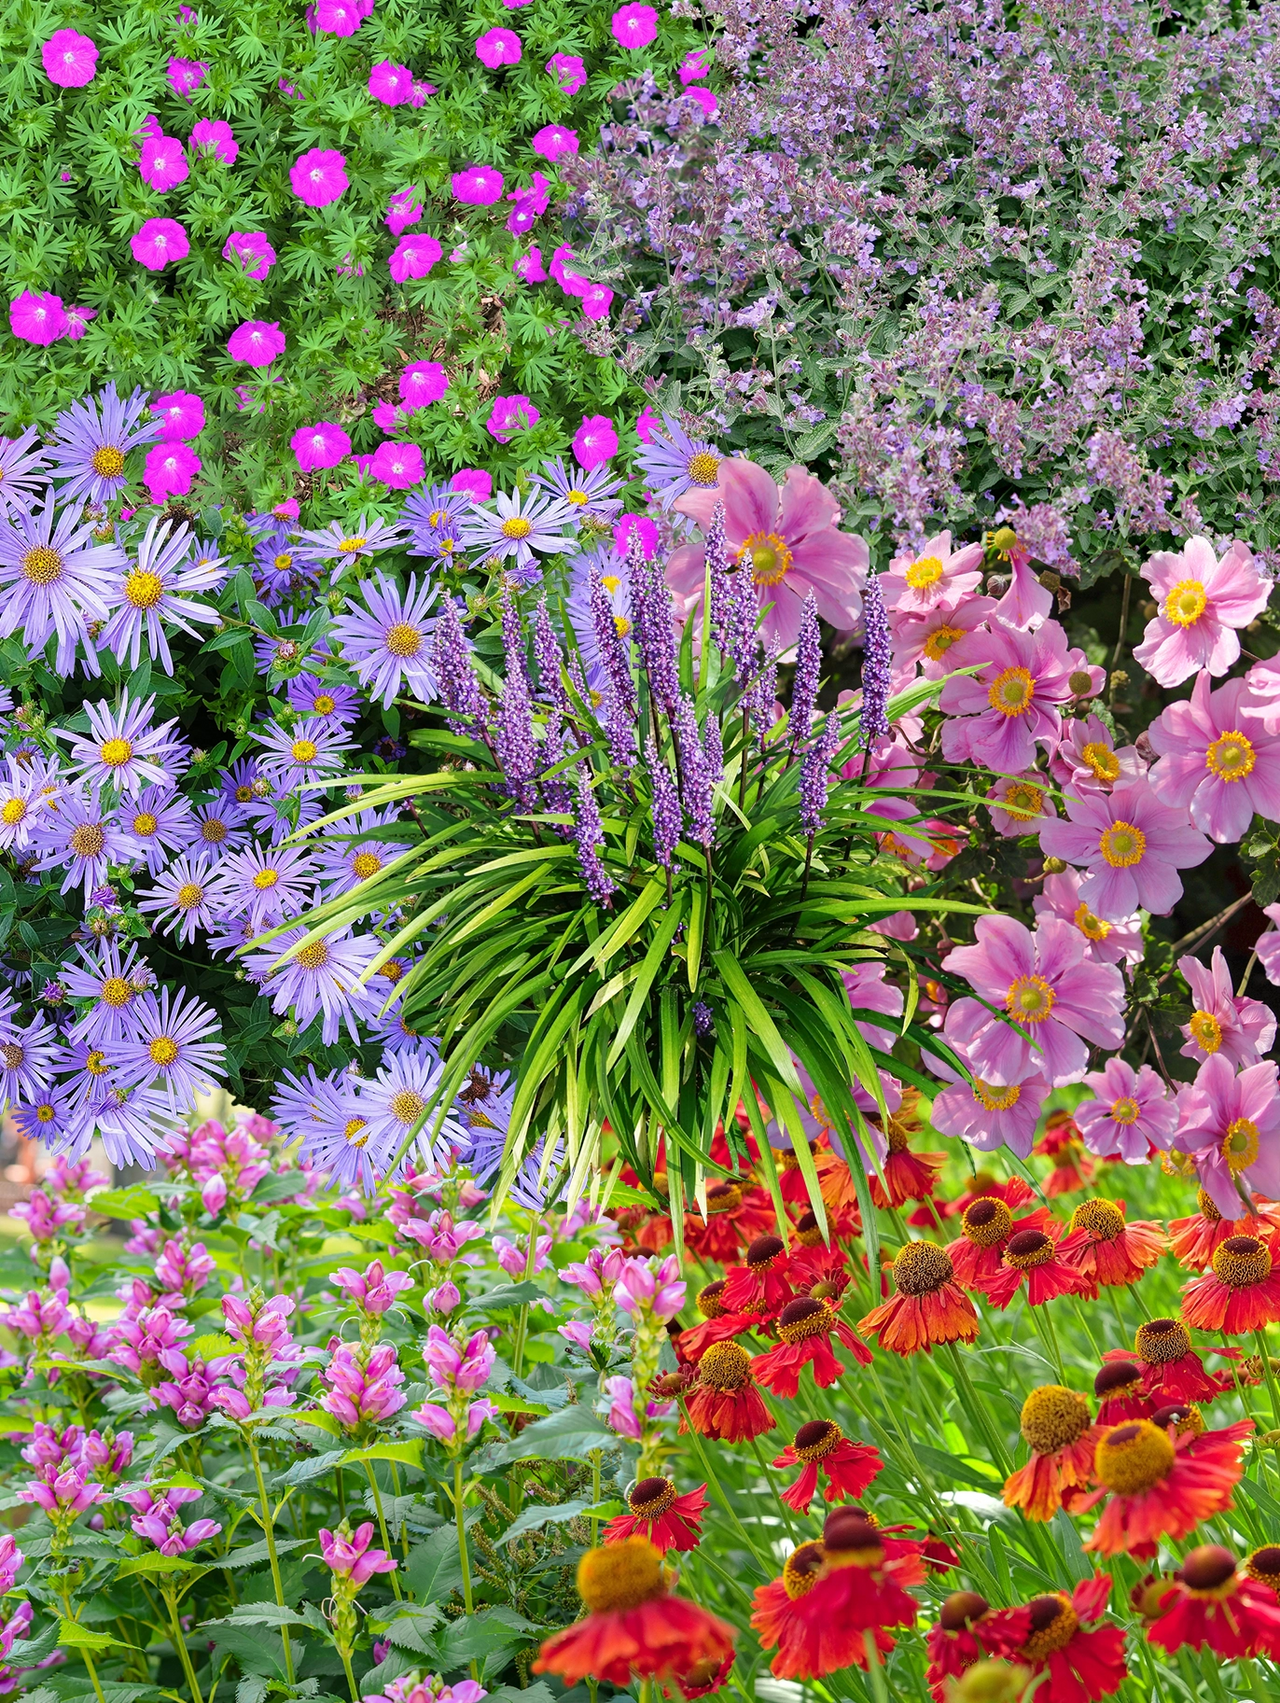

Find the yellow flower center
[[148, 1036, 180, 1067], [86, 1050, 108, 1075], [741, 530, 793, 588], [1205, 730, 1255, 782], [974, 1079, 1021, 1111], [1222, 1117, 1260, 1174], [1212, 1233, 1271, 1286], [1, 799, 26, 825], [296, 941, 331, 970], [234, 785, 253, 803], [352, 851, 383, 879], [133, 811, 158, 836], [577, 1538, 666, 1613], [386, 622, 423, 658], [923, 624, 964, 660], [1006, 973, 1055, 1023], [1099, 820, 1146, 867], [390, 1088, 425, 1124], [252, 868, 280, 890], [175, 882, 204, 909], [1021, 1595, 1080, 1659], [99, 739, 133, 768], [91, 446, 126, 479], [1071, 1197, 1125, 1240], [22, 545, 63, 585], [274, 552, 293, 572], [101, 976, 132, 1007], [1162, 578, 1207, 627], [987, 665, 1034, 716], [893, 1240, 954, 1296], [1073, 901, 1111, 942], [698, 1339, 753, 1389], [615, 614, 631, 639], [338, 536, 367, 553], [567, 489, 589, 505], [314, 694, 336, 714], [1188, 1009, 1221, 1053], [1020, 1384, 1092, 1454], [291, 739, 317, 764], [69, 823, 106, 858], [1095, 1420, 1175, 1495], [1110, 1096, 1140, 1125], [501, 517, 533, 539], [1081, 742, 1120, 782], [343, 1116, 368, 1147], [687, 451, 721, 487], [1000, 782, 1043, 820], [125, 570, 165, 609], [33, 1102, 56, 1123], [905, 555, 944, 589]]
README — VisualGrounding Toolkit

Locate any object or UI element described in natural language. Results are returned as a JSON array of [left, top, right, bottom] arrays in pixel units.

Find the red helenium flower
[[925, 1592, 1032, 1703], [602, 1478, 706, 1554], [1002, 1385, 1102, 1523], [681, 1341, 775, 1442], [1077, 1416, 1252, 1558], [858, 1242, 980, 1356], [771, 1418, 883, 1514], [1013, 1575, 1128, 1702], [1181, 1233, 1280, 1333], [1148, 1545, 1280, 1661], [751, 1298, 872, 1398], [1056, 1197, 1168, 1291]]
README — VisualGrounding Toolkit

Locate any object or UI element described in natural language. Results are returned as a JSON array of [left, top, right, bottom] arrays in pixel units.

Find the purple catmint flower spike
[[799, 710, 841, 836], [860, 573, 892, 747], [789, 592, 821, 754], [571, 764, 616, 906], [533, 598, 571, 714], [431, 598, 488, 738], [646, 736, 681, 871], [675, 694, 714, 848]]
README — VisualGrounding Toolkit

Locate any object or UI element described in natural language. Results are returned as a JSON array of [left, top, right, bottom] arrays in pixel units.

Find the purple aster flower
[[1074, 1057, 1178, 1163], [403, 484, 472, 559], [114, 987, 226, 1114], [330, 571, 441, 709], [55, 691, 187, 796], [98, 519, 226, 672], [0, 426, 48, 517], [455, 1065, 514, 1152], [309, 1082, 398, 1194], [31, 787, 139, 900], [189, 799, 249, 857], [253, 716, 355, 791], [859, 575, 891, 747], [294, 513, 408, 576], [531, 457, 624, 524], [635, 413, 722, 510], [60, 939, 154, 1042], [45, 383, 162, 505], [315, 816, 411, 897], [460, 487, 574, 572], [1037, 778, 1213, 920], [0, 1015, 58, 1105], [209, 842, 318, 931], [286, 675, 361, 727], [0, 755, 56, 850], [799, 710, 840, 836], [360, 1049, 470, 1169], [244, 925, 378, 1045], [0, 488, 124, 675], [241, 778, 326, 845], [136, 854, 220, 943], [646, 737, 680, 870]]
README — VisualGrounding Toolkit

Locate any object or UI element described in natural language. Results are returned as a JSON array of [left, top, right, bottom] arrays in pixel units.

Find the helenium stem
[[1255, 1329, 1280, 1434], [249, 1436, 295, 1684]]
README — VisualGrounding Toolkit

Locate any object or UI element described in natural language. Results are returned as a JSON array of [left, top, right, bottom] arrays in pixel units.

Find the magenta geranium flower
[[580, 281, 615, 321], [369, 60, 412, 103], [1146, 670, 1280, 842], [1132, 535, 1269, 686], [1177, 944, 1275, 1069], [1048, 711, 1144, 796], [369, 442, 425, 488], [9, 291, 68, 346], [532, 123, 579, 161], [513, 245, 546, 283], [1037, 777, 1212, 920], [486, 394, 539, 443], [930, 1070, 1051, 1159], [144, 442, 201, 503], [291, 421, 350, 471], [227, 320, 285, 367], [42, 29, 97, 86], [1173, 1053, 1280, 1219], [1074, 1057, 1177, 1163], [612, 2, 657, 47], [938, 619, 1076, 772], [572, 414, 618, 468], [685, 85, 716, 119], [452, 469, 491, 501], [222, 231, 275, 279], [151, 390, 204, 441], [399, 361, 448, 409], [167, 55, 207, 96], [191, 118, 237, 163], [547, 52, 586, 92], [668, 457, 869, 648], [942, 914, 1126, 1086], [131, 217, 188, 270], [476, 26, 521, 66], [290, 148, 348, 207], [389, 235, 442, 282], [1031, 868, 1143, 967], [139, 135, 188, 192], [880, 530, 984, 617], [451, 165, 505, 206], [386, 189, 423, 234]]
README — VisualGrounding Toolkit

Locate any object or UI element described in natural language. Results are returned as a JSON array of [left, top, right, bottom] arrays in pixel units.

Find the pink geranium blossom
[[291, 421, 351, 471], [131, 217, 188, 270], [880, 531, 984, 617], [1037, 777, 1212, 919], [930, 1070, 1051, 1159], [144, 442, 201, 504], [42, 29, 97, 86], [942, 914, 1126, 1087], [513, 245, 546, 283], [314, 0, 364, 32], [572, 414, 618, 468], [167, 55, 207, 96], [532, 124, 579, 161], [369, 442, 424, 488], [612, 3, 657, 47], [1132, 536, 1269, 686], [685, 86, 717, 119], [1048, 712, 1144, 796], [580, 282, 615, 321], [151, 391, 204, 441], [290, 149, 348, 207], [1173, 1054, 1280, 1219], [669, 457, 869, 648], [452, 469, 491, 501], [228, 320, 285, 367], [1177, 944, 1276, 1068], [386, 189, 423, 235], [369, 61, 412, 103], [399, 362, 448, 409], [547, 52, 586, 92], [191, 118, 237, 162], [476, 27, 521, 66], [451, 165, 504, 206], [1147, 671, 1280, 842], [938, 616, 1077, 772], [389, 235, 442, 282], [10, 291, 68, 345], [1031, 869, 1143, 966], [1074, 1057, 1178, 1163], [223, 232, 275, 279], [680, 48, 711, 82], [486, 394, 539, 442], [139, 135, 189, 192]]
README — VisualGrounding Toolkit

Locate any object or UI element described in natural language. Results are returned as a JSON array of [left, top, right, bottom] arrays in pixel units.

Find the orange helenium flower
[[603, 1478, 707, 1553], [682, 1340, 776, 1441], [1148, 1544, 1280, 1661], [945, 1194, 1053, 1291], [751, 1296, 872, 1397], [858, 1241, 980, 1355], [1167, 1189, 1280, 1272], [1092, 1360, 1151, 1426], [750, 1541, 828, 1679], [1181, 1233, 1280, 1334], [1077, 1416, 1252, 1558], [924, 1592, 1032, 1703], [980, 1226, 1094, 1310], [867, 1090, 946, 1209], [1102, 1318, 1236, 1405], [1013, 1576, 1127, 1702], [675, 1280, 762, 1362], [1057, 1197, 1167, 1291], [790, 1512, 924, 1674], [721, 1232, 797, 1316], [771, 1418, 883, 1513], [1003, 1385, 1102, 1523], [683, 1178, 776, 1265]]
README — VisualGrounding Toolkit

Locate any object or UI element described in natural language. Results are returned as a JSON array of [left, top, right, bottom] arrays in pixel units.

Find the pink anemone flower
[[1132, 536, 1269, 687], [1074, 1057, 1178, 1162], [985, 771, 1057, 838], [938, 619, 1078, 772], [1147, 671, 1280, 842], [1037, 777, 1212, 920], [1031, 869, 1143, 967], [1256, 906, 1280, 989], [880, 531, 984, 617], [942, 915, 1126, 1087], [930, 1067, 1051, 1159], [1172, 1054, 1280, 1219], [1177, 945, 1275, 1069], [1049, 712, 1145, 796], [668, 458, 869, 649], [887, 594, 995, 681]]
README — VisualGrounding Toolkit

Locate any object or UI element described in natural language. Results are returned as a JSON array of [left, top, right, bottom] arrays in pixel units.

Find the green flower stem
[[453, 1457, 475, 1613], [363, 1460, 403, 1600], [249, 1435, 295, 1685], [944, 1343, 1012, 1476], [164, 1584, 204, 1703], [590, 1448, 602, 1548], [1031, 1302, 1066, 1382], [340, 1641, 360, 1703], [862, 1630, 889, 1703], [80, 1649, 108, 1703], [676, 1406, 771, 1575], [1255, 1329, 1280, 1433]]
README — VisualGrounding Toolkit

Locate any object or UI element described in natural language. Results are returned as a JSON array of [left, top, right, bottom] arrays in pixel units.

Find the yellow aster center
[[21, 545, 63, 585], [987, 665, 1034, 716], [200, 818, 228, 842], [741, 529, 793, 588], [1, 799, 26, 824], [567, 489, 589, 505], [923, 624, 964, 660], [1095, 1420, 1175, 1495], [252, 868, 280, 890], [125, 569, 165, 609], [296, 941, 331, 970], [974, 1079, 1021, 1111], [1000, 782, 1044, 820], [69, 823, 106, 857], [343, 1117, 368, 1147], [577, 1538, 666, 1614], [86, 1050, 108, 1075], [274, 552, 293, 572], [352, 851, 383, 879], [615, 614, 631, 639], [290, 739, 318, 763], [1206, 730, 1255, 782], [1110, 1096, 1140, 1125], [148, 1036, 180, 1067], [175, 882, 204, 909], [1007, 973, 1055, 1023], [338, 536, 367, 553], [34, 1103, 56, 1123], [101, 976, 131, 1007], [1188, 1009, 1222, 1053], [687, 451, 721, 487], [234, 785, 253, 803], [99, 738, 132, 768], [1162, 578, 1207, 627], [314, 694, 336, 715], [1223, 1117, 1260, 1174], [1073, 901, 1111, 942], [601, 574, 621, 595], [133, 811, 158, 836], [1081, 741, 1120, 782], [386, 622, 422, 658], [92, 446, 126, 479], [390, 1088, 425, 1125], [500, 516, 533, 539], [905, 554, 944, 589], [1099, 820, 1145, 867]]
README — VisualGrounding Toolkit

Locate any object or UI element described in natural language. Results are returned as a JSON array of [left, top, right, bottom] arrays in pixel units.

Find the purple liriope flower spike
[[675, 694, 714, 848], [703, 501, 732, 651], [702, 712, 723, 786], [493, 599, 539, 809], [799, 709, 841, 836], [539, 716, 574, 834], [571, 763, 616, 906], [692, 999, 714, 1037], [750, 655, 780, 751], [860, 573, 892, 748], [632, 532, 680, 713], [789, 592, 821, 755], [589, 561, 636, 720], [533, 599, 571, 714], [431, 598, 488, 737], [646, 736, 681, 870]]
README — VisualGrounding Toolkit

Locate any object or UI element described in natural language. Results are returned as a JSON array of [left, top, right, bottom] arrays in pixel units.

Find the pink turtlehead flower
[[1031, 869, 1144, 966], [154, 1239, 214, 1294], [425, 1280, 461, 1314], [320, 1522, 398, 1586], [290, 148, 348, 207], [938, 619, 1076, 772], [43, 29, 97, 85], [1049, 712, 1144, 796], [1178, 944, 1276, 1069], [139, 134, 188, 192], [547, 52, 586, 92], [1075, 1057, 1177, 1163], [20, 1463, 103, 1517], [399, 1209, 484, 1263], [400, 360, 448, 410], [669, 458, 869, 649], [1147, 671, 1280, 842], [613, 1255, 685, 1322], [985, 770, 1057, 838], [10, 1191, 84, 1240], [291, 420, 350, 471], [492, 1233, 551, 1278], [424, 1324, 494, 1393], [131, 217, 188, 270], [413, 1398, 496, 1443], [370, 60, 412, 103], [1174, 1054, 1280, 1219], [223, 1292, 294, 1347], [144, 442, 201, 503], [0, 1532, 23, 1594], [110, 1305, 193, 1376], [1133, 536, 1269, 686], [559, 1320, 594, 1351], [451, 165, 505, 206], [228, 320, 285, 367], [369, 441, 424, 488], [612, 3, 657, 47], [888, 594, 996, 684], [880, 531, 984, 617], [476, 26, 521, 66], [331, 1260, 414, 1315], [151, 390, 204, 441], [604, 1375, 674, 1440], [4, 1290, 70, 1341], [930, 1070, 1050, 1159], [191, 118, 237, 162], [1037, 777, 1212, 919], [389, 234, 441, 281], [10, 290, 69, 346], [486, 394, 539, 443], [223, 231, 275, 279], [573, 414, 617, 467], [321, 1342, 406, 1428], [167, 55, 207, 96], [532, 123, 579, 161], [942, 914, 1126, 1087], [561, 1247, 627, 1298], [201, 1173, 228, 1214]]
